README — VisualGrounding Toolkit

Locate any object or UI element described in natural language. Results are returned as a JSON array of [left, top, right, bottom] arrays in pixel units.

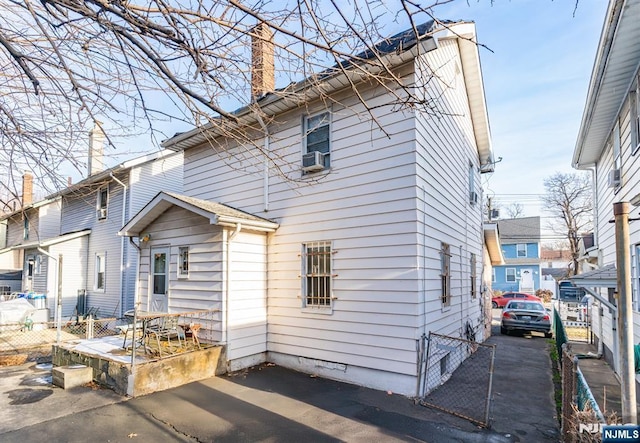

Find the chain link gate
[[418, 332, 496, 427]]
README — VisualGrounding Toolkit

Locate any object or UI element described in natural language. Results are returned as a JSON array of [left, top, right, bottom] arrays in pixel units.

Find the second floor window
[[303, 112, 331, 171], [97, 187, 108, 220], [23, 216, 29, 240], [516, 244, 527, 257]]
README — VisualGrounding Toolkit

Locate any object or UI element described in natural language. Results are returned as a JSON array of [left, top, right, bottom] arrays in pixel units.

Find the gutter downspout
[[255, 111, 270, 212], [38, 247, 59, 342], [224, 223, 242, 352], [110, 173, 128, 318]]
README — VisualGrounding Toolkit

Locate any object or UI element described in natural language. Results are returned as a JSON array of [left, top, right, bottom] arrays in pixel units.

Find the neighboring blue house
[[492, 216, 542, 294]]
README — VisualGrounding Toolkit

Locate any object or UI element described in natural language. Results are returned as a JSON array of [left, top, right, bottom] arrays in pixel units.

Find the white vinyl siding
[[178, 36, 485, 394]]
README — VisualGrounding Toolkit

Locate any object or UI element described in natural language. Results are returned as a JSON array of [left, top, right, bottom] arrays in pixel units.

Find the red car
[[492, 292, 541, 309]]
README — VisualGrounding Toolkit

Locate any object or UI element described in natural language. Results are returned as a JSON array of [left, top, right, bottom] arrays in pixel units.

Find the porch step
[[52, 364, 93, 389]]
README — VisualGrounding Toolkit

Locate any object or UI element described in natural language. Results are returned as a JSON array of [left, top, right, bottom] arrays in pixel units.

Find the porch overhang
[[9, 230, 91, 251], [119, 191, 279, 237], [570, 263, 617, 288], [483, 222, 504, 265]]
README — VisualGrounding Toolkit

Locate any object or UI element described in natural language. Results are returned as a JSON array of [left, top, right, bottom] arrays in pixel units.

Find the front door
[[520, 269, 534, 293], [150, 247, 169, 312]]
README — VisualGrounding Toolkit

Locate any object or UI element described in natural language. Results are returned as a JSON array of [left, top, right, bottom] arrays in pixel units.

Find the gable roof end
[[119, 192, 279, 237]]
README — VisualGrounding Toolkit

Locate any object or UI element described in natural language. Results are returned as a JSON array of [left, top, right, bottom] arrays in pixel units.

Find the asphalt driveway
[[0, 312, 559, 442]]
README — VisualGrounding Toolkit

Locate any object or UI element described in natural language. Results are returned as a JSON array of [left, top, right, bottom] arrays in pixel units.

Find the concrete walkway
[[570, 341, 640, 423], [0, 319, 559, 442]]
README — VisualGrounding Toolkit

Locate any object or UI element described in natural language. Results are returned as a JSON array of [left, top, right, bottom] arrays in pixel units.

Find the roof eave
[[573, 0, 640, 167], [161, 36, 440, 152]]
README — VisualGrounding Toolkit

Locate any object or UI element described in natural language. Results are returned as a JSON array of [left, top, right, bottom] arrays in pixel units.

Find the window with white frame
[[506, 268, 516, 283], [95, 253, 106, 291], [441, 243, 451, 306], [23, 216, 29, 240], [97, 187, 108, 220], [516, 244, 527, 257], [303, 112, 330, 171], [302, 241, 332, 307], [34, 255, 42, 275], [470, 253, 477, 298], [178, 246, 189, 278], [492, 268, 496, 283], [632, 78, 640, 155], [613, 119, 621, 172]]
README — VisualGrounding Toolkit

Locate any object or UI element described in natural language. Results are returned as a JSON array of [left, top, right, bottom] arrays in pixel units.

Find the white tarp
[[0, 298, 35, 325]]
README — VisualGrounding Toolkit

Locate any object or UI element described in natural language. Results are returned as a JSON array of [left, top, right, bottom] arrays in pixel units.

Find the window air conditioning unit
[[302, 151, 325, 172], [98, 208, 107, 219], [469, 191, 479, 205], [608, 169, 621, 188]]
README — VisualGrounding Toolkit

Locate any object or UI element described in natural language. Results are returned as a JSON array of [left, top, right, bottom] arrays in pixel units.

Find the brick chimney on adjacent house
[[251, 22, 275, 99], [22, 171, 33, 207], [88, 121, 105, 176]]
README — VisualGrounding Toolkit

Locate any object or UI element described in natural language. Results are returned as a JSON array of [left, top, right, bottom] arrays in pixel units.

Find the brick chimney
[[251, 22, 275, 99], [88, 121, 105, 176], [22, 171, 33, 206]]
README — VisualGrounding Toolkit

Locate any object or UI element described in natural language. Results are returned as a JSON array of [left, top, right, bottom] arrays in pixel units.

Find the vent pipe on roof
[[251, 22, 275, 99]]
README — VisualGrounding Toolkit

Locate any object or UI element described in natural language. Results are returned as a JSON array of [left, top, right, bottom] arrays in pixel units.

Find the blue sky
[[435, 0, 609, 216]]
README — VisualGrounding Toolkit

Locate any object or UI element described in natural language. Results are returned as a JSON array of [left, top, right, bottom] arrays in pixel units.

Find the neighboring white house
[[0, 126, 184, 320], [121, 20, 497, 396], [572, 0, 640, 378]]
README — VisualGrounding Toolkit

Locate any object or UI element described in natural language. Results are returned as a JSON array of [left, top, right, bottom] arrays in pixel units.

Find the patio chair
[[146, 315, 184, 357]]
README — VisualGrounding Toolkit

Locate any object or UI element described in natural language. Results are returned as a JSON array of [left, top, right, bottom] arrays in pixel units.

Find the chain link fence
[[561, 344, 606, 442], [1, 309, 220, 365], [418, 332, 496, 427]]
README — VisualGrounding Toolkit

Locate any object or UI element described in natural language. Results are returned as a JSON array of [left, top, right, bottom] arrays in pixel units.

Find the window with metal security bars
[[441, 243, 451, 306], [302, 241, 332, 307], [470, 253, 477, 299]]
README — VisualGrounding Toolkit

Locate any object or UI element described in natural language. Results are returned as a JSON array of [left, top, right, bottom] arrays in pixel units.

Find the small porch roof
[[484, 222, 505, 265], [119, 192, 279, 237], [5, 230, 91, 252], [570, 264, 617, 288]]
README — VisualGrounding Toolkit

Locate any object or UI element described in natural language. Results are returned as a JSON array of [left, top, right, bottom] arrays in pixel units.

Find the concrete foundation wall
[[53, 344, 226, 397]]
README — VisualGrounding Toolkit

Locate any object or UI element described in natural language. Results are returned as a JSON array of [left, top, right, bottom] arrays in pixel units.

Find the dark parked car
[[558, 280, 586, 300], [500, 300, 552, 338], [491, 292, 542, 309]]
